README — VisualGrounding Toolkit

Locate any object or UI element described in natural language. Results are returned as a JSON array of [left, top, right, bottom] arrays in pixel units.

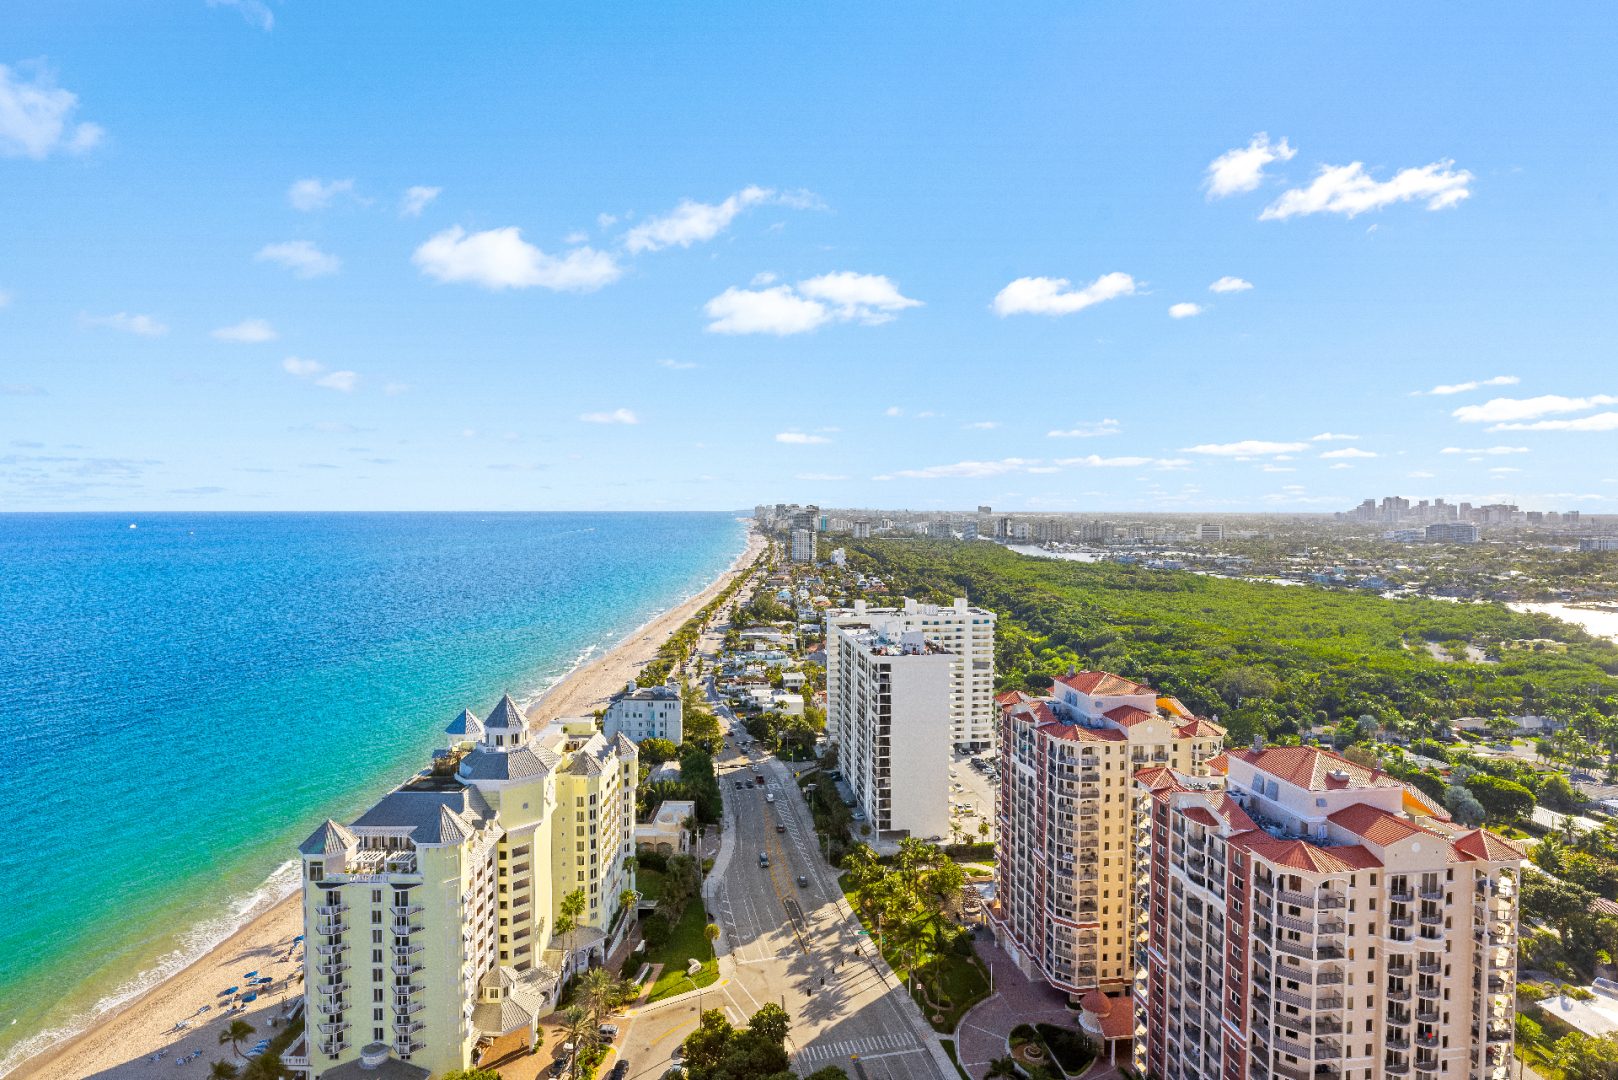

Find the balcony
[[392, 943, 423, 959], [1388, 962, 1413, 978], [391, 960, 424, 977], [315, 902, 349, 918], [317, 1020, 350, 1036], [320, 1039, 352, 1058], [389, 903, 425, 918], [315, 981, 351, 999], [391, 919, 423, 936], [315, 940, 348, 957], [393, 1001, 425, 1017], [315, 919, 348, 937], [392, 1021, 424, 1037], [315, 960, 350, 977], [1416, 984, 1441, 1000]]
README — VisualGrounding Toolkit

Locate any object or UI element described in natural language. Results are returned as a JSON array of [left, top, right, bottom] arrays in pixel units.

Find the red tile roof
[[1056, 670, 1154, 697], [1183, 807, 1220, 828], [1104, 704, 1156, 727], [1450, 829, 1525, 863], [1079, 991, 1136, 1041], [1039, 722, 1127, 743], [1176, 718, 1226, 738], [1328, 803, 1430, 846], [1158, 695, 1194, 719], [1134, 766, 1183, 792], [996, 690, 1033, 707], [1206, 752, 1230, 775], [1231, 831, 1382, 873], [1229, 745, 1395, 792]]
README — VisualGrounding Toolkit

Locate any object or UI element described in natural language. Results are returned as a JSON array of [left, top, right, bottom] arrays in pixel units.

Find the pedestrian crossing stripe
[[794, 1033, 914, 1063]]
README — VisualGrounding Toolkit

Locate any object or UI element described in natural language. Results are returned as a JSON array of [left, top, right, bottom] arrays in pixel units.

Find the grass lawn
[[643, 900, 718, 1003], [838, 873, 992, 1033], [637, 868, 666, 904]]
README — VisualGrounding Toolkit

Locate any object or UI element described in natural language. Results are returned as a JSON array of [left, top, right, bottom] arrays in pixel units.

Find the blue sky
[[2, 3, 1615, 513]]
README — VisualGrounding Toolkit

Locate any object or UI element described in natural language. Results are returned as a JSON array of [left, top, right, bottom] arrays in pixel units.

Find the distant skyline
[[2, 4, 1616, 513]]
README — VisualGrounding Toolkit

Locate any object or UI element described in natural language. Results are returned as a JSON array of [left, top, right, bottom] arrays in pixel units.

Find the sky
[[2, 3, 1616, 513]]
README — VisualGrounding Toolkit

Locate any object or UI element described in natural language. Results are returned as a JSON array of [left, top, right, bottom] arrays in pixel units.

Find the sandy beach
[[6, 525, 763, 1080]]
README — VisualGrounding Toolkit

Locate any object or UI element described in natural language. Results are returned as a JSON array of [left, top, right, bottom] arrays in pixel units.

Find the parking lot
[[949, 749, 998, 844]]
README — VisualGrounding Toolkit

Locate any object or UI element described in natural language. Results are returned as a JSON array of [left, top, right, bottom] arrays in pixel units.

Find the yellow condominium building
[[1135, 743, 1522, 1080], [992, 670, 1224, 1002], [293, 694, 637, 1079]]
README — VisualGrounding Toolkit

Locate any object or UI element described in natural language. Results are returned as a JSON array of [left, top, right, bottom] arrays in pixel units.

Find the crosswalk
[[794, 1032, 919, 1065]]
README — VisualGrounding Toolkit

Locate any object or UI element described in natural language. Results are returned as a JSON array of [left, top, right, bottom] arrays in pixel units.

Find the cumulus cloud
[[281, 356, 358, 391], [212, 318, 277, 343], [884, 406, 903, 417], [1053, 455, 1158, 468], [256, 240, 340, 278], [795, 472, 848, 481], [795, 272, 923, 325], [579, 409, 639, 425], [1262, 159, 1473, 220], [1320, 447, 1377, 459], [1311, 432, 1359, 442], [704, 273, 919, 335], [399, 185, 441, 218], [892, 458, 1039, 480], [1452, 394, 1618, 424], [1411, 374, 1518, 396], [1205, 133, 1295, 198], [1209, 276, 1253, 294], [413, 227, 621, 292], [888, 454, 1174, 480], [1183, 440, 1308, 457], [1490, 412, 1618, 433], [288, 178, 356, 212], [1169, 302, 1205, 319], [624, 186, 775, 253], [0, 61, 104, 159], [964, 421, 1000, 430], [1048, 419, 1120, 439], [1440, 446, 1529, 455], [81, 312, 168, 337], [992, 272, 1136, 317], [775, 431, 831, 445]]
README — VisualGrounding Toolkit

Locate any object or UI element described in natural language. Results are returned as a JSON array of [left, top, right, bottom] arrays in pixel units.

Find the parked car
[[758, 851, 769, 867], [610, 1061, 630, 1080], [775, 823, 787, 833], [797, 875, 809, 888], [765, 793, 775, 803], [548, 1058, 568, 1078], [599, 1023, 619, 1039]]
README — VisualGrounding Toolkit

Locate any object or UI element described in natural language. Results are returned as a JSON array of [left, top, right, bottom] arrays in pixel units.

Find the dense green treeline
[[843, 540, 1618, 742]]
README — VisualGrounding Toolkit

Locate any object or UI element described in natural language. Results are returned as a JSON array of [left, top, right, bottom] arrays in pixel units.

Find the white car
[[765, 793, 775, 803]]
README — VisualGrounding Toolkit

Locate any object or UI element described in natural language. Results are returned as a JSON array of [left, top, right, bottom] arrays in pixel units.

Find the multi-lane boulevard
[[617, 679, 947, 1080]]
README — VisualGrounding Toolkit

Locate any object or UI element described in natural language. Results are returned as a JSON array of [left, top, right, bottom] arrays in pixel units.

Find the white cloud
[[775, 431, 830, 445], [1183, 440, 1308, 457], [1048, 419, 1120, 439], [579, 408, 639, 425], [383, 382, 411, 397], [1310, 432, 1359, 442], [1491, 412, 1618, 433], [1209, 276, 1253, 294], [1205, 133, 1296, 198], [894, 458, 1039, 480], [1262, 160, 1473, 220], [0, 288, 10, 307], [750, 271, 778, 286], [212, 318, 277, 343], [705, 286, 827, 336], [256, 240, 341, 278], [1409, 470, 1436, 479], [562, 230, 589, 245], [1440, 446, 1529, 456], [657, 358, 698, 370], [704, 273, 919, 335], [597, 212, 619, 230], [965, 421, 1000, 430], [1261, 465, 1296, 473], [884, 406, 903, 417], [624, 186, 774, 253], [1321, 447, 1377, 459], [795, 272, 922, 325], [1412, 374, 1519, 396], [315, 370, 358, 392], [1329, 462, 1354, 470], [1453, 394, 1618, 423], [288, 178, 355, 212], [399, 185, 441, 218], [795, 473, 848, 481], [0, 61, 104, 159], [282, 356, 323, 377], [1169, 302, 1205, 319], [1489, 467, 1522, 474], [992, 272, 1136, 317], [412, 227, 621, 292], [206, 0, 274, 31], [81, 312, 168, 337]]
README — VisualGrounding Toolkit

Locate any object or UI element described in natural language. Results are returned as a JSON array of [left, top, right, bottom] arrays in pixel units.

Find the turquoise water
[[0, 511, 747, 1073]]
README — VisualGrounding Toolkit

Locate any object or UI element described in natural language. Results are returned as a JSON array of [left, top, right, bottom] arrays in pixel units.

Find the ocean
[[0, 511, 748, 1073]]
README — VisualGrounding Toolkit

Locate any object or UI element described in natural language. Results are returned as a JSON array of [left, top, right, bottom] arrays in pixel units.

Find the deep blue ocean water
[[0, 511, 747, 1072]]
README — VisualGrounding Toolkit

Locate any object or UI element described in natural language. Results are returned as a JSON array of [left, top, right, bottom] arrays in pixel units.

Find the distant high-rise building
[[790, 527, 816, 562], [1197, 524, 1224, 542], [1426, 522, 1481, 544], [600, 681, 683, 744], [825, 597, 997, 751]]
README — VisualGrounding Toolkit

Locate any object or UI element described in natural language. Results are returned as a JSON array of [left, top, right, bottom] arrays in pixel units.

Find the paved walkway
[[952, 937, 1084, 1080]]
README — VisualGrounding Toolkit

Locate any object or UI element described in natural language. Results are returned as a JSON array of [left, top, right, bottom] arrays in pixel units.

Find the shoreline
[[4, 525, 763, 1080]]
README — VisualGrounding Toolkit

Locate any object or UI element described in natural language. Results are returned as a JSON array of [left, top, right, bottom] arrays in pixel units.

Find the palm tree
[[209, 1063, 240, 1080], [219, 1019, 255, 1059], [556, 887, 587, 975], [560, 1005, 598, 1071], [704, 922, 721, 950], [578, 966, 617, 1027], [619, 888, 638, 919]]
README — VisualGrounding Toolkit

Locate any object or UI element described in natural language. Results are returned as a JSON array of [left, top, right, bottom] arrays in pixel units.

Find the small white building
[[635, 799, 697, 856], [781, 671, 806, 691], [601, 681, 683, 745]]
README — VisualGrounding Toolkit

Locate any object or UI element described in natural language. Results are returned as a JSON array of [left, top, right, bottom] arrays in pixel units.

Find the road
[[616, 669, 946, 1080]]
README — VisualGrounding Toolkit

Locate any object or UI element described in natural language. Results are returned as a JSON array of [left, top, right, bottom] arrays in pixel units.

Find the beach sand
[[7, 526, 763, 1080]]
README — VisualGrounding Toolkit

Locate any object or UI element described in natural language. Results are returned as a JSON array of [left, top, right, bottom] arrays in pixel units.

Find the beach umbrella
[[243, 970, 258, 978], [242, 992, 258, 1003], [222, 986, 238, 995]]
